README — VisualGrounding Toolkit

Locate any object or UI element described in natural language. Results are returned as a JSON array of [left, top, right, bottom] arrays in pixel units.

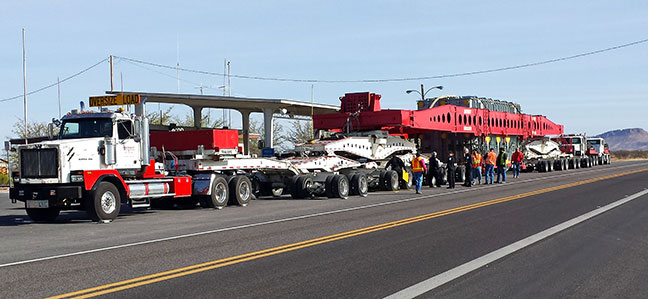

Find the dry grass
[[611, 150, 648, 161]]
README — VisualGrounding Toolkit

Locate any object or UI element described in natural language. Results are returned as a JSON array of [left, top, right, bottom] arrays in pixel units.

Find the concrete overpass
[[107, 91, 339, 154]]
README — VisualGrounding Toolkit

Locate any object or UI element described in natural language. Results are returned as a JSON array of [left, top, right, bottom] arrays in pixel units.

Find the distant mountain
[[596, 128, 648, 151]]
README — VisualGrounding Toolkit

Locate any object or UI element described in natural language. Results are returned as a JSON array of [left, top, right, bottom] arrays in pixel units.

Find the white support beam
[[240, 109, 251, 155], [263, 107, 274, 148]]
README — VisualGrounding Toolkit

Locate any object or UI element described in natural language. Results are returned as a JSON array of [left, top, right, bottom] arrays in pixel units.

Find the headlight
[[70, 174, 84, 182]]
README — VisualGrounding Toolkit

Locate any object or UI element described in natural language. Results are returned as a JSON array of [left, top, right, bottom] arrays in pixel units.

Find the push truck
[[9, 94, 300, 222]]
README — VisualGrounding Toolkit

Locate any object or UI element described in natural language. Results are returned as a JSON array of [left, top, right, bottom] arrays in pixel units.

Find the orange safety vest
[[412, 157, 425, 172], [472, 153, 482, 168], [485, 152, 497, 165]]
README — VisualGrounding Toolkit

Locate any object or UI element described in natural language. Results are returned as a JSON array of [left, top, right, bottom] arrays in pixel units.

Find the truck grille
[[20, 148, 59, 178]]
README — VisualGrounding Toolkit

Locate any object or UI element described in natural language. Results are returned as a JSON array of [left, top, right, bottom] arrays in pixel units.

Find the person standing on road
[[463, 148, 473, 187], [427, 151, 441, 188], [495, 147, 508, 184], [447, 151, 457, 189], [471, 150, 483, 185], [511, 147, 523, 178], [485, 148, 496, 184], [411, 153, 427, 194]]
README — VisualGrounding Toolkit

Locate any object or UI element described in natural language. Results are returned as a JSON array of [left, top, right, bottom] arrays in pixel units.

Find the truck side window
[[117, 120, 133, 139]]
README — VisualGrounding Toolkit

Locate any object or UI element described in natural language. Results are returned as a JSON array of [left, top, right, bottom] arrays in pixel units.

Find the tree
[[11, 118, 54, 139], [281, 120, 313, 146], [147, 106, 225, 128], [248, 118, 284, 155]]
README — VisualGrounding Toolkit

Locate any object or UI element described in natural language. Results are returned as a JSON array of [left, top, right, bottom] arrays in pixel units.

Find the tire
[[400, 169, 413, 189], [547, 160, 553, 172], [350, 174, 369, 197], [229, 175, 253, 206], [383, 170, 400, 191], [202, 176, 228, 209], [330, 174, 350, 199], [25, 206, 60, 222], [553, 160, 561, 171], [87, 181, 121, 222], [456, 165, 465, 183], [292, 175, 313, 199], [324, 175, 335, 198]]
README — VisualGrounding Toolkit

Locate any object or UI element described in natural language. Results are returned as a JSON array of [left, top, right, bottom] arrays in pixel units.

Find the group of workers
[[406, 147, 524, 194]]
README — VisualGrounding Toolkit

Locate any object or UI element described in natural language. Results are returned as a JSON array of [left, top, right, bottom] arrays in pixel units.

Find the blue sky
[[1, 0, 647, 141]]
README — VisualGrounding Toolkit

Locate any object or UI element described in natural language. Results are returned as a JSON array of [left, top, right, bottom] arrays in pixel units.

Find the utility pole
[[419, 84, 425, 102], [109, 55, 114, 92], [311, 84, 315, 139], [227, 61, 231, 127], [22, 29, 27, 144]]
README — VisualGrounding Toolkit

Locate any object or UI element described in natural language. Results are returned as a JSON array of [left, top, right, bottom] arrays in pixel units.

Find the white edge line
[[0, 162, 645, 268], [385, 188, 648, 299]]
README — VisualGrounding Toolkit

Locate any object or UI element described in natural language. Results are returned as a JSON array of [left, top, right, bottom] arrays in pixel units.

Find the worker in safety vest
[[471, 150, 483, 185], [484, 148, 497, 184], [463, 148, 473, 187], [411, 153, 427, 194], [495, 147, 508, 184]]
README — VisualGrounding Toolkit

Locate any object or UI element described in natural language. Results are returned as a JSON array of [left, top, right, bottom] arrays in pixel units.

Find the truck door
[[115, 120, 141, 169]]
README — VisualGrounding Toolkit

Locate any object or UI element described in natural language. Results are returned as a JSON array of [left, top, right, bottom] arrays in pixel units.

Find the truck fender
[[83, 170, 130, 203]]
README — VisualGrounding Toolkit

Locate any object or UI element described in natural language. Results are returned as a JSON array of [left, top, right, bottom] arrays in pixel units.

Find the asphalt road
[[1, 160, 647, 299]]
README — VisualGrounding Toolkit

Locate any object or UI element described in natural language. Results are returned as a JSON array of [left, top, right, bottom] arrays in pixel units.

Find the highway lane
[[0, 161, 646, 298]]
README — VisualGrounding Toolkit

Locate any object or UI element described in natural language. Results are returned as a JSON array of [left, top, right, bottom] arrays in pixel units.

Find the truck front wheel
[[87, 182, 121, 222], [26, 206, 60, 222]]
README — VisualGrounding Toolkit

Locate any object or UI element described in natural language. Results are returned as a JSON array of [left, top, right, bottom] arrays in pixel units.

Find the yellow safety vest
[[472, 153, 482, 168], [412, 157, 424, 172]]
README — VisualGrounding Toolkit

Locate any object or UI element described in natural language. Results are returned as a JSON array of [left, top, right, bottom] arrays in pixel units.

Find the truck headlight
[[70, 174, 84, 182]]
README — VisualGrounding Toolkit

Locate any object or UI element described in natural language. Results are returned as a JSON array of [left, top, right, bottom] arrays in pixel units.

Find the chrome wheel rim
[[239, 181, 251, 201], [215, 182, 227, 204], [101, 191, 117, 214]]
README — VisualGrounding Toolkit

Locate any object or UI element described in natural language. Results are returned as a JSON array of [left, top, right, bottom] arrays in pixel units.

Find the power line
[[115, 37, 648, 83], [0, 58, 108, 102]]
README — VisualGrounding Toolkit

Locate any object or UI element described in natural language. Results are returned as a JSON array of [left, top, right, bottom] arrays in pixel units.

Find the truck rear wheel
[[229, 175, 253, 206], [87, 181, 121, 222], [331, 174, 349, 199], [383, 170, 399, 191], [350, 174, 369, 197], [26, 206, 60, 222]]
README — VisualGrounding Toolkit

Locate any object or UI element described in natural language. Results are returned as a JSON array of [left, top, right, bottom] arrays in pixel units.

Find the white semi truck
[[9, 94, 417, 222]]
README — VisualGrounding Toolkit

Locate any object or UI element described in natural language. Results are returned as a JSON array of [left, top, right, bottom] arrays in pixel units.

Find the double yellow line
[[48, 168, 648, 299]]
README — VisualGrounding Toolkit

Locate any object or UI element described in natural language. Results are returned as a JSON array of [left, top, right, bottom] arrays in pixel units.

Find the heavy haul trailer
[[314, 93, 565, 182]]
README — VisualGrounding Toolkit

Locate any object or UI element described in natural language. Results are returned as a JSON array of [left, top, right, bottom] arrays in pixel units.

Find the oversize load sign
[[89, 94, 140, 107]]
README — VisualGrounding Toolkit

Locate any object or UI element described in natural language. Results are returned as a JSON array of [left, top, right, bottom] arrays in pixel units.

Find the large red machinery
[[314, 92, 564, 175]]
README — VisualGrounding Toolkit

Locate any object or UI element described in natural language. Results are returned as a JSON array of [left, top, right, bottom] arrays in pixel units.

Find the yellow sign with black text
[[89, 94, 140, 107]]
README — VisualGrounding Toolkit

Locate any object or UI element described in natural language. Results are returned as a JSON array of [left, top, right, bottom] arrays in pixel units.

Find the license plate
[[26, 200, 49, 209]]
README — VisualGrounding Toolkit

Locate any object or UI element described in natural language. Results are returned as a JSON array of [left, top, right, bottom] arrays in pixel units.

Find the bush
[[611, 150, 648, 160], [0, 174, 9, 186]]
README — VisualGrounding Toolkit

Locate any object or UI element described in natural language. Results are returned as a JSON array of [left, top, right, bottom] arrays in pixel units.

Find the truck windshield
[[59, 118, 113, 139], [571, 137, 582, 144], [587, 140, 601, 145]]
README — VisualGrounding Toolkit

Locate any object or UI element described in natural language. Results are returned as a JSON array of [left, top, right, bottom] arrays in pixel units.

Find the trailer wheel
[[456, 165, 465, 183], [229, 175, 253, 206], [87, 181, 121, 222], [292, 175, 313, 199], [383, 170, 399, 191], [331, 175, 350, 199], [324, 175, 335, 198], [351, 174, 369, 197], [400, 169, 413, 190], [26, 206, 60, 223], [201, 176, 228, 209]]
